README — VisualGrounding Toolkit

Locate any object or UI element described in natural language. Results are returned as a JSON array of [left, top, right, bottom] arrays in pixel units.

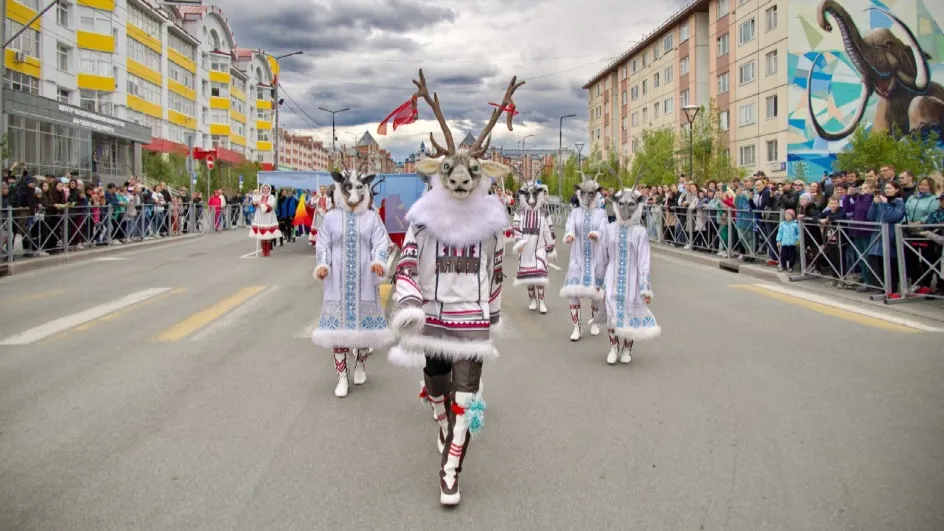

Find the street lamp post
[[558, 114, 576, 202], [521, 134, 534, 180], [272, 51, 303, 171], [319, 107, 351, 168], [575, 142, 585, 172], [682, 104, 701, 181]]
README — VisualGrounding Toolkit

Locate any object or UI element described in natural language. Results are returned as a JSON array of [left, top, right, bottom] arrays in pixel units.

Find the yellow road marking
[[730, 284, 920, 333], [154, 286, 266, 341], [2, 289, 67, 305], [379, 283, 393, 310], [72, 288, 186, 332]]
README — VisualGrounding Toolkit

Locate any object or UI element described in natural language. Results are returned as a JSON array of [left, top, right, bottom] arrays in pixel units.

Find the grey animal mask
[[574, 172, 602, 208], [330, 169, 376, 212], [517, 180, 548, 211]]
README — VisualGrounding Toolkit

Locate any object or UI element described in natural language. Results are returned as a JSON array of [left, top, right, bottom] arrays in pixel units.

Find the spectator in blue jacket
[[867, 181, 906, 297]]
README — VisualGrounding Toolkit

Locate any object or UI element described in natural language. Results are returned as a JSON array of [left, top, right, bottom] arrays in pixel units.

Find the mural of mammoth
[[808, 0, 944, 140]]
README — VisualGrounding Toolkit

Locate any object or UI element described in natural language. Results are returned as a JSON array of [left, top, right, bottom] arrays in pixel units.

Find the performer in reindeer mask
[[559, 172, 608, 341], [512, 179, 557, 313], [312, 169, 394, 398], [382, 69, 520, 506], [600, 173, 660, 364], [249, 184, 281, 257]]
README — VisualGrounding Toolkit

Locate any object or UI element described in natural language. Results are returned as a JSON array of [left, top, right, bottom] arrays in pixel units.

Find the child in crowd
[[777, 208, 800, 272], [819, 197, 847, 287]]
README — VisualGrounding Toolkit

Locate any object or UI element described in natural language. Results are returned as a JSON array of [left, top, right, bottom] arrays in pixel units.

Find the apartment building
[[584, 0, 789, 180], [277, 130, 329, 171], [1, 0, 278, 181]]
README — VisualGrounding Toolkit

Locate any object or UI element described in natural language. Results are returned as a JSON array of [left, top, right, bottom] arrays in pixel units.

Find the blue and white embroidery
[[581, 210, 592, 287], [615, 225, 629, 327], [343, 212, 359, 329]]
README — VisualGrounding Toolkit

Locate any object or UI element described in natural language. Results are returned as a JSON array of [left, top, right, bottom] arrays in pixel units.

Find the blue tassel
[[466, 396, 487, 436]]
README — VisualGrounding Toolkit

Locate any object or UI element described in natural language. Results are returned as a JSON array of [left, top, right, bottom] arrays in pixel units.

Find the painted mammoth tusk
[[806, 53, 874, 141]]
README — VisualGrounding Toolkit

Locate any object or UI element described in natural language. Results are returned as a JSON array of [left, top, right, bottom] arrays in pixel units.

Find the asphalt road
[[0, 230, 942, 531]]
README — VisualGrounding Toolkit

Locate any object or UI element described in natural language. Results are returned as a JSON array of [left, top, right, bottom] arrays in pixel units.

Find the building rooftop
[[356, 131, 378, 147]]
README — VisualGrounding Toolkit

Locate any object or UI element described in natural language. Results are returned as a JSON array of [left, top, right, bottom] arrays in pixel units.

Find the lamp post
[[521, 134, 534, 180], [682, 104, 700, 181], [319, 107, 350, 168], [272, 51, 303, 171], [558, 114, 576, 202], [575, 142, 585, 171]]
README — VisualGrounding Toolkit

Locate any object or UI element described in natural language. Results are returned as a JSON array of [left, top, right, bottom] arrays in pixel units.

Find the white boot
[[538, 300, 548, 314], [352, 349, 367, 385], [440, 391, 476, 506], [569, 325, 581, 341], [528, 298, 537, 311], [589, 308, 601, 336], [590, 322, 601, 336], [606, 346, 618, 364], [620, 340, 633, 364], [334, 352, 349, 398]]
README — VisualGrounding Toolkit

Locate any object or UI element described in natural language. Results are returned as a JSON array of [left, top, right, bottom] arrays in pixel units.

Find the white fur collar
[[407, 177, 507, 246]]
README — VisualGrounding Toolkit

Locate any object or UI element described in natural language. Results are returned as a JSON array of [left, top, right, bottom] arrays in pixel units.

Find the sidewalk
[[2, 233, 204, 276], [650, 242, 944, 325]]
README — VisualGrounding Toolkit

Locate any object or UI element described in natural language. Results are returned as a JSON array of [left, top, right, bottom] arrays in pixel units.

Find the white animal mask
[[331, 169, 375, 213]]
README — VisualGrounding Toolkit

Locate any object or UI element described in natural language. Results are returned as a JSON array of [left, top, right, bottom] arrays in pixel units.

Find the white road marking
[[548, 263, 562, 270], [190, 286, 280, 341], [0, 288, 173, 345], [239, 251, 259, 259], [747, 282, 944, 333], [93, 257, 129, 261]]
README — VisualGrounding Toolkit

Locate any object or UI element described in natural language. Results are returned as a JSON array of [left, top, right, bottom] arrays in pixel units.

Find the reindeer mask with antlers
[[517, 179, 548, 212], [330, 168, 376, 214], [410, 69, 523, 201], [613, 169, 647, 225]]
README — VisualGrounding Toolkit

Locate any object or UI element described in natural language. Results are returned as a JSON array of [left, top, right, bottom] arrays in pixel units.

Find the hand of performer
[[588, 232, 599, 241], [371, 264, 385, 277], [314, 266, 329, 280], [563, 235, 574, 244], [644, 295, 652, 304]]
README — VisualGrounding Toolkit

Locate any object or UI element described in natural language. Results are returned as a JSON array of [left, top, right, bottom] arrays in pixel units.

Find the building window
[[621, 117, 627, 130], [127, 74, 161, 105], [621, 90, 627, 105], [739, 145, 756, 167], [4, 20, 40, 57], [766, 95, 778, 118], [211, 57, 230, 72], [620, 65, 627, 79], [717, 72, 729, 94], [127, 2, 160, 38], [16, 0, 40, 8], [211, 135, 229, 149], [127, 37, 161, 72], [3, 70, 39, 95], [663, 34, 673, 52], [632, 137, 640, 153], [664, 96, 674, 113], [631, 59, 638, 73], [720, 110, 730, 131], [766, 50, 778, 75], [766, 140, 779, 162], [642, 108, 648, 123], [738, 103, 756, 126], [717, 33, 729, 56], [57, 87, 71, 104], [739, 61, 756, 84], [210, 81, 228, 98], [718, 0, 728, 18], [654, 102, 660, 117], [642, 79, 648, 95], [256, 86, 273, 100], [57, 0, 71, 28], [642, 52, 647, 67], [631, 112, 639, 127], [210, 109, 228, 123], [79, 49, 112, 77], [680, 23, 689, 42], [664, 66, 673, 83], [168, 32, 197, 61], [739, 19, 755, 45], [257, 109, 271, 121], [169, 62, 195, 89], [680, 89, 690, 107], [654, 72, 660, 88], [631, 86, 639, 100], [680, 56, 689, 75], [57, 42, 71, 72], [79, 89, 113, 115], [78, 6, 112, 34], [766, 5, 778, 31], [169, 93, 196, 116], [258, 129, 271, 142], [653, 45, 661, 60]]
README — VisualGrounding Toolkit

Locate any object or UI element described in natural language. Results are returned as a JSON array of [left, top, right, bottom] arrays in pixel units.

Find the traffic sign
[[238, 174, 244, 190], [205, 155, 215, 170]]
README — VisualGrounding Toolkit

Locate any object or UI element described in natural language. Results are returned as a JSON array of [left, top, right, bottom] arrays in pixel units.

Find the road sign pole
[[185, 133, 195, 199]]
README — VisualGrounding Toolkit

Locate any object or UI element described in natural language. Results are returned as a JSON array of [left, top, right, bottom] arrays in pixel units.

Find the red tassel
[[419, 387, 429, 399], [377, 97, 418, 135], [451, 403, 466, 415], [489, 102, 519, 116]]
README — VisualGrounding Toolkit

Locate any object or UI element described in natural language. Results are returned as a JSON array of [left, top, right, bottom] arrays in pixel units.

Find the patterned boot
[[333, 348, 349, 398], [589, 303, 601, 336], [423, 373, 452, 453], [537, 286, 547, 314], [352, 349, 368, 385], [620, 339, 634, 364], [440, 391, 478, 506], [569, 304, 581, 341], [606, 328, 619, 365], [527, 287, 537, 311]]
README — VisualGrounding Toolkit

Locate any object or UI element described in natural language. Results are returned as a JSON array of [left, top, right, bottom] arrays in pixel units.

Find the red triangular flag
[[377, 96, 418, 135]]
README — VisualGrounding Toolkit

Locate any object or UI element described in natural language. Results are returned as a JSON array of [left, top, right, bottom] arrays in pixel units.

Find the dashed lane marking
[[154, 286, 267, 342], [190, 286, 280, 341]]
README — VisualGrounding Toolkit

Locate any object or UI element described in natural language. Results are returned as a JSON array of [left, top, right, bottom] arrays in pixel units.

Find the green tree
[[503, 172, 516, 192], [676, 100, 742, 184], [792, 160, 810, 182], [834, 125, 942, 176], [546, 153, 582, 199], [629, 127, 677, 186]]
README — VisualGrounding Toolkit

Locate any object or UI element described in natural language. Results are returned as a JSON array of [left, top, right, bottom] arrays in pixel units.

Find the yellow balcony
[[230, 86, 246, 102], [209, 123, 230, 136], [4, 49, 40, 78], [230, 110, 246, 124], [77, 31, 115, 53], [256, 141, 273, 151], [168, 110, 197, 130], [209, 70, 230, 83], [168, 49, 197, 74], [256, 119, 272, 130], [209, 96, 229, 110], [78, 0, 115, 9], [77, 74, 115, 91], [127, 58, 161, 86], [127, 25, 161, 54], [127, 95, 162, 118], [256, 99, 272, 110], [6, 1, 41, 29], [168, 79, 196, 101], [230, 134, 247, 147]]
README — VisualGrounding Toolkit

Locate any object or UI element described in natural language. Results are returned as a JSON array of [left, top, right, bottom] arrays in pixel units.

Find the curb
[[4, 233, 204, 275], [650, 243, 944, 325]]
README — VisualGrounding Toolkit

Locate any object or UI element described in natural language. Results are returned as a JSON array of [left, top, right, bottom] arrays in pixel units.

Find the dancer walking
[[559, 172, 608, 340], [312, 170, 393, 397], [249, 184, 281, 256], [512, 180, 556, 313]]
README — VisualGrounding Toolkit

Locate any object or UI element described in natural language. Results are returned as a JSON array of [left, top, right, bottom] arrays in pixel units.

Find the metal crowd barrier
[[891, 223, 944, 305]]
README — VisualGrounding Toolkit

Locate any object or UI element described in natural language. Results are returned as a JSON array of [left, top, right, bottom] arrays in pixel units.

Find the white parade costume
[[511, 180, 556, 314], [312, 170, 394, 397], [600, 186, 661, 364], [309, 190, 332, 246], [249, 184, 281, 257], [384, 68, 521, 506], [559, 173, 608, 341]]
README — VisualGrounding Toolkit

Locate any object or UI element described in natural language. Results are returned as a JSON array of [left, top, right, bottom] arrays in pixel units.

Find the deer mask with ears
[[330, 169, 376, 214], [574, 171, 602, 208], [517, 179, 548, 212]]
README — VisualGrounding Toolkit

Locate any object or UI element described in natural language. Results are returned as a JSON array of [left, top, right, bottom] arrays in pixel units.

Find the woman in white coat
[[249, 184, 281, 257]]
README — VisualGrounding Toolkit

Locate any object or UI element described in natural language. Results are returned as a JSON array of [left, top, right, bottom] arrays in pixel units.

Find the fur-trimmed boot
[[537, 286, 547, 314], [422, 373, 452, 453], [527, 287, 537, 311], [569, 304, 581, 341], [589, 303, 601, 336], [352, 349, 368, 385], [440, 391, 478, 506], [333, 348, 349, 397], [606, 328, 619, 365], [620, 339, 634, 364]]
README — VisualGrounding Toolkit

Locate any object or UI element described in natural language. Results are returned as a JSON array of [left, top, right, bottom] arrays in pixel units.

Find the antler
[[412, 69, 455, 158], [469, 76, 526, 158]]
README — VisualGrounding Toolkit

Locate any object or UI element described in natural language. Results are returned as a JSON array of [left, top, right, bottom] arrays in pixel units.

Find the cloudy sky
[[217, 0, 687, 162]]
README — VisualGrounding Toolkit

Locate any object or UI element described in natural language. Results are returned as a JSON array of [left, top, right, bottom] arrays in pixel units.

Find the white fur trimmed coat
[[559, 206, 608, 299], [600, 221, 661, 340]]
